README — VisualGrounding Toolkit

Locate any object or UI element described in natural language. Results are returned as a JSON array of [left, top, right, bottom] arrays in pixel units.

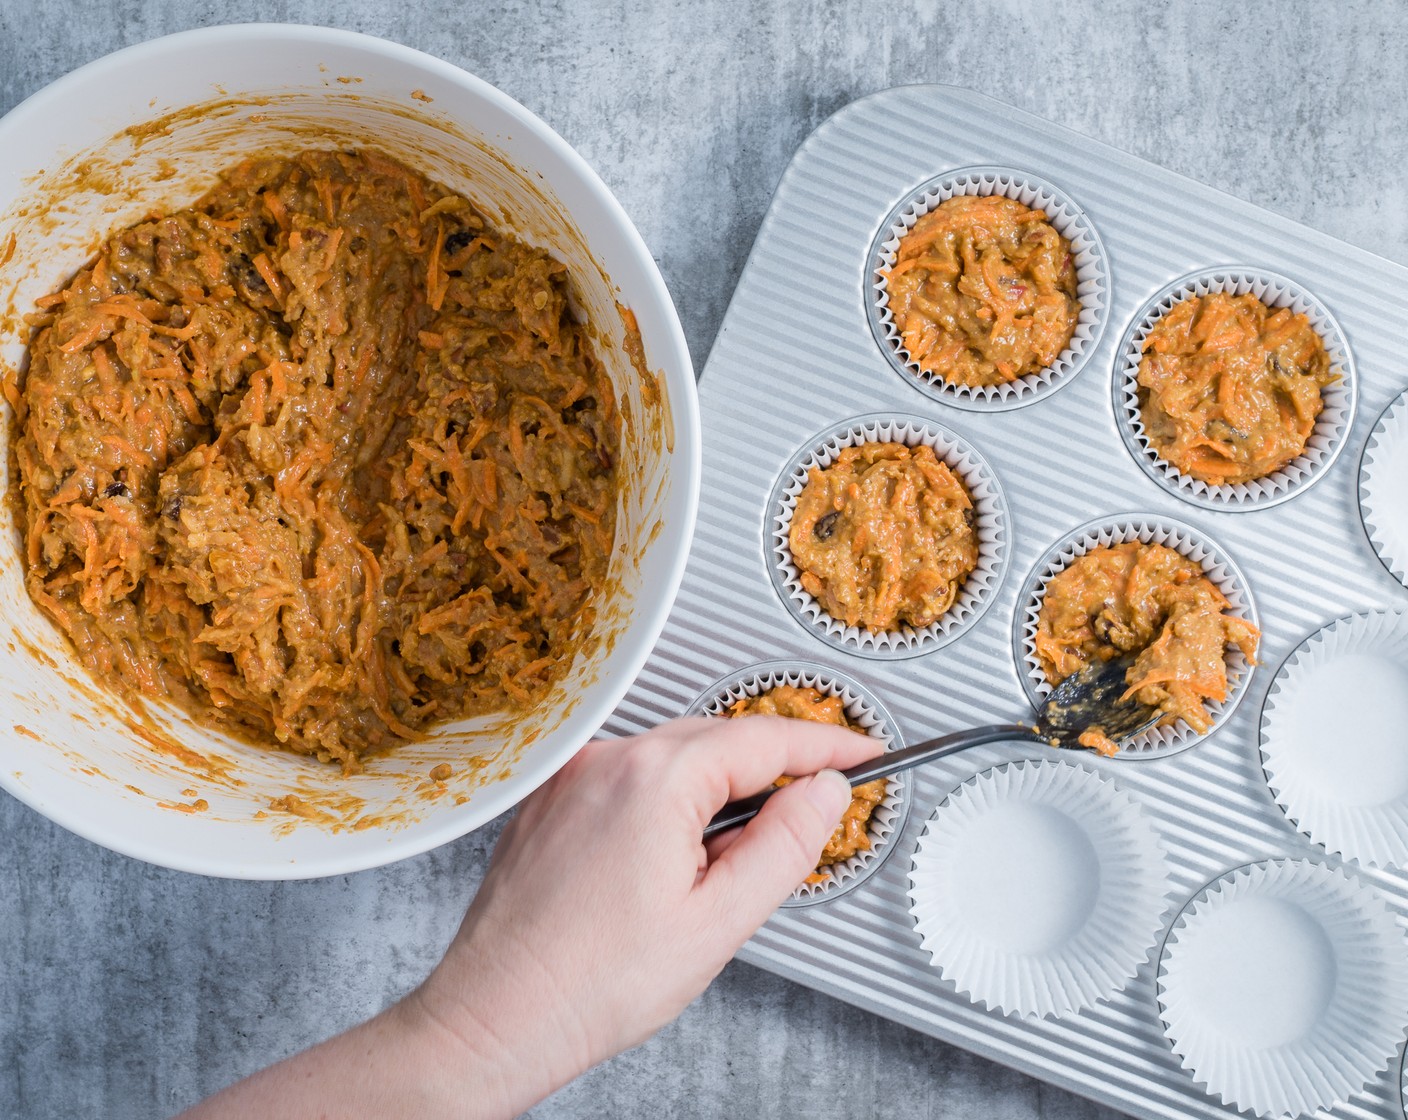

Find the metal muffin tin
[[602, 85, 1408, 1119]]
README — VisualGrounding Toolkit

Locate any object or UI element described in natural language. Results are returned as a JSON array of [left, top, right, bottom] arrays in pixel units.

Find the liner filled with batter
[[881, 195, 1080, 387], [1032, 541, 1260, 753], [1138, 291, 1334, 485], [726, 684, 887, 882], [11, 149, 621, 771], [787, 442, 978, 632]]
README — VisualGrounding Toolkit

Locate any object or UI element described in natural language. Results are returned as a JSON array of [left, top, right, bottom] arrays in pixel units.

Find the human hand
[[178, 715, 879, 1120], [408, 715, 881, 1115]]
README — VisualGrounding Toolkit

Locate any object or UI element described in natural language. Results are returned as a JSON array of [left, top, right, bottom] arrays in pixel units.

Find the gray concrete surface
[[3, 2, 1406, 1117]]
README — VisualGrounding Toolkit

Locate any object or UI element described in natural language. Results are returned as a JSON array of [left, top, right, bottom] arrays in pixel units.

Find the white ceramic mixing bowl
[[0, 24, 699, 878]]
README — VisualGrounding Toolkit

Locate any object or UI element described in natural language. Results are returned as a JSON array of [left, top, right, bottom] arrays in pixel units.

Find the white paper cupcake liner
[[767, 413, 1009, 659], [1157, 859, 1408, 1118], [1113, 268, 1356, 511], [907, 759, 1169, 1019], [1358, 388, 1408, 587], [1012, 514, 1258, 758], [867, 166, 1110, 412], [688, 659, 910, 905], [1399, 1039, 1408, 1119], [1260, 609, 1408, 868]]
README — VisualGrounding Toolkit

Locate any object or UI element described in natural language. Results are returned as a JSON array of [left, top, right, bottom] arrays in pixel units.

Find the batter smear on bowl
[[789, 442, 978, 631], [11, 149, 620, 772], [1033, 542, 1260, 754], [1138, 291, 1334, 485], [883, 195, 1080, 387], [727, 684, 886, 882]]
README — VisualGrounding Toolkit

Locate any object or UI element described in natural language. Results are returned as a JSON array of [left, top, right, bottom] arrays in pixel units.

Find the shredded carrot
[[426, 220, 447, 311], [58, 316, 107, 353], [251, 253, 284, 302]]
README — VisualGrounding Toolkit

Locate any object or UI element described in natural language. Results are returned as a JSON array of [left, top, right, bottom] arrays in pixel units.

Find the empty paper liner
[[908, 759, 1169, 1019], [1359, 388, 1408, 588], [1158, 858, 1408, 1118], [1260, 609, 1408, 868]]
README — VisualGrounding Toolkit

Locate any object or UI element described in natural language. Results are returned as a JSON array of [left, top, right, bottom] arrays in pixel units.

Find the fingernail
[[802, 768, 852, 818]]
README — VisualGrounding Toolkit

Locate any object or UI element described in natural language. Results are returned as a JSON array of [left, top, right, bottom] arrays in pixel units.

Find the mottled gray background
[[3, 2, 1406, 1117]]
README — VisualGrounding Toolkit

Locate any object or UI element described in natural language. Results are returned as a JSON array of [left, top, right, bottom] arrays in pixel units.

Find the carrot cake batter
[[1033, 542, 1260, 752], [12, 149, 620, 771], [1138, 291, 1333, 485], [883, 195, 1080, 386], [789, 442, 978, 631]]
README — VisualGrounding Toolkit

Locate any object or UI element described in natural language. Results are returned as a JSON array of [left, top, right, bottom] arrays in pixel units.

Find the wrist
[[404, 933, 598, 1114]]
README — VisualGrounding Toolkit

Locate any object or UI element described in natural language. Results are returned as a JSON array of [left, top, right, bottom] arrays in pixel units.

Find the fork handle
[[702, 723, 1041, 839]]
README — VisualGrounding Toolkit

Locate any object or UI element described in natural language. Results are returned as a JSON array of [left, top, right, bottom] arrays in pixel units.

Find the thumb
[[700, 769, 853, 942]]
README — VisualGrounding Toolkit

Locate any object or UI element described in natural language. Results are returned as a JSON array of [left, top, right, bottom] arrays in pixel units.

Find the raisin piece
[[444, 230, 474, 255]]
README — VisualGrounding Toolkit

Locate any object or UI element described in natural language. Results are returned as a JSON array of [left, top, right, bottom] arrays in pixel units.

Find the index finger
[[679, 714, 884, 822]]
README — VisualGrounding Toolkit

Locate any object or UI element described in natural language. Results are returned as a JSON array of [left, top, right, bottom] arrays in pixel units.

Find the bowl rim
[[0, 22, 701, 879]]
